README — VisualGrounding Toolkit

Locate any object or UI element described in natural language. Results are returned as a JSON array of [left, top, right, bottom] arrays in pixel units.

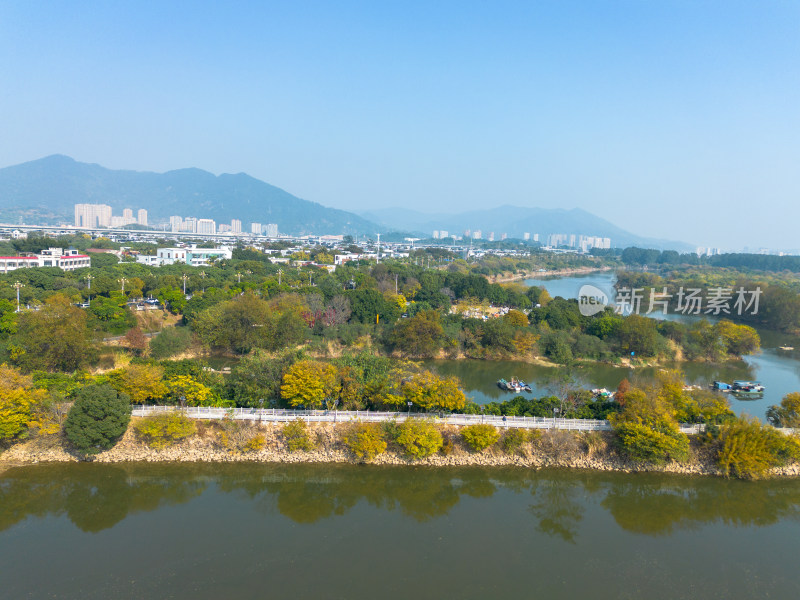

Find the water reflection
[[3, 464, 800, 539]]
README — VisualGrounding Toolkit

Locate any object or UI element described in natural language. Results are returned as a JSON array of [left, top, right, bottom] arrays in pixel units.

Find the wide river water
[[2, 462, 800, 599], [426, 272, 800, 422]]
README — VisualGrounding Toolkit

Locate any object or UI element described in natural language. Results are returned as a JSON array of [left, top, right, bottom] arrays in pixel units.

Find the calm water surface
[[2, 463, 800, 599]]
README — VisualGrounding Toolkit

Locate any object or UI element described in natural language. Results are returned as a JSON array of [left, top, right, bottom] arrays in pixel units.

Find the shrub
[[614, 422, 689, 465], [133, 412, 196, 449], [217, 416, 264, 453], [395, 419, 443, 459], [536, 429, 582, 459], [461, 424, 500, 452], [341, 423, 387, 461], [582, 431, 608, 458], [501, 428, 529, 455], [282, 418, 317, 452], [717, 417, 800, 480], [766, 392, 800, 428], [64, 384, 131, 455], [149, 326, 193, 359], [244, 434, 267, 452]]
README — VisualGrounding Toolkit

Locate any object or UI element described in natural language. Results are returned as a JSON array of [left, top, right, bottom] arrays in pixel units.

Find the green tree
[[12, 295, 96, 372], [64, 384, 132, 455], [388, 310, 444, 357]]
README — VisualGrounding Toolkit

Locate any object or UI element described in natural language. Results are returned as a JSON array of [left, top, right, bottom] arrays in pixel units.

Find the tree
[[766, 392, 800, 428], [12, 295, 96, 372], [395, 419, 443, 459], [616, 314, 660, 357], [167, 375, 225, 407], [148, 326, 193, 359], [107, 364, 167, 404], [388, 310, 444, 357], [0, 364, 48, 442], [280, 360, 338, 409], [341, 423, 387, 461], [123, 327, 148, 355], [399, 371, 466, 412], [64, 384, 132, 455], [717, 416, 800, 479]]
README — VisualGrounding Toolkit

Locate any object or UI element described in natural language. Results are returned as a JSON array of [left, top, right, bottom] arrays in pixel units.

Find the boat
[[497, 377, 532, 393], [731, 380, 765, 397], [591, 388, 615, 400], [779, 346, 795, 351], [710, 381, 732, 392]]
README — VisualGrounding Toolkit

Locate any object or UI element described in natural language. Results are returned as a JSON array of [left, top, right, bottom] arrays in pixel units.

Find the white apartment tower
[[196, 219, 216, 235], [74, 204, 112, 228]]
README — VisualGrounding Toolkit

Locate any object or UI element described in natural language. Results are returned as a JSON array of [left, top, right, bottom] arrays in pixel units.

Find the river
[[423, 272, 800, 422], [1, 462, 800, 599]]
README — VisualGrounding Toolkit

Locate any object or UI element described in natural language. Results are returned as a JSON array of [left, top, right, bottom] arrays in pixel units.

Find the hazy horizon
[[1, 1, 798, 250]]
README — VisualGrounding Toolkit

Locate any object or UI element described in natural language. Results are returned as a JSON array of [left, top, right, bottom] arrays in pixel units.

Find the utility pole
[[277, 268, 283, 285], [395, 273, 398, 295], [13, 281, 23, 312], [236, 272, 242, 284], [85, 274, 93, 301], [200, 271, 206, 293], [376, 233, 381, 264]]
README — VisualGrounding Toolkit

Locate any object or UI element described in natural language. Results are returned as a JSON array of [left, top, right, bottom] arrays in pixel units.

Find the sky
[[1, 1, 799, 250]]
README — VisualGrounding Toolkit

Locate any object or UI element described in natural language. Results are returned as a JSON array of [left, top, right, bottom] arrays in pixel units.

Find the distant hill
[[361, 206, 693, 251], [0, 155, 378, 235]]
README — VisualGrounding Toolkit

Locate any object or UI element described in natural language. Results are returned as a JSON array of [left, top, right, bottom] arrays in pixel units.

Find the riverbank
[[3, 420, 799, 479], [490, 266, 614, 284]]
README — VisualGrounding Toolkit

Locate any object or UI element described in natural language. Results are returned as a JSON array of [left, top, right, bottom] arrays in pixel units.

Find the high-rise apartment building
[[137, 209, 148, 226], [231, 219, 242, 234], [265, 223, 278, 238], [251, 223, 262, 235], [196, 219, 216, 235], [74, 204, 112, 228]]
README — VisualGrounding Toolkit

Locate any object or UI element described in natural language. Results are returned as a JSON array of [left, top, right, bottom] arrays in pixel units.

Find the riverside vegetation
[[3, 364, 800, 480], [0, 235, 797, 480]]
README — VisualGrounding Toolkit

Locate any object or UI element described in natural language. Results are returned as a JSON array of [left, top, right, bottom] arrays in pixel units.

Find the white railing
[[130, 405, 708, 433]]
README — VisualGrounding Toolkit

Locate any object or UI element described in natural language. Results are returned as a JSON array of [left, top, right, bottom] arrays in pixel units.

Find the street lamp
[[553, 407, 560, 429], [200, 271, 206, 292], [181, 274, 189, 295], [407, 401, 413, 418], [277, 268, 283, 285], [481, 405, 485, 424], [12, 281, 24, 312], [119, 277, 128, 294], [85, 274, 93, 301]]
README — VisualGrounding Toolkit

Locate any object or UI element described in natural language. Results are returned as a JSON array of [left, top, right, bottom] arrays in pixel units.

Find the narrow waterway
[[431, 271, 800, 421], [1, 463, 800, 599]]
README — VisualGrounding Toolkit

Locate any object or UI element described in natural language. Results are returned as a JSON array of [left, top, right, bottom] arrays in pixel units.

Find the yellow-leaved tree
[[280, 360, 338, 409], [166, 375, 225, 407], [0, 364, 49, 442], [107, 363, 167, 404]]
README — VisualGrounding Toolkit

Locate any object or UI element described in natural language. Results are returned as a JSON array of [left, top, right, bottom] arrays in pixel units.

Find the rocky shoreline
[[3, 420, 799, 479]]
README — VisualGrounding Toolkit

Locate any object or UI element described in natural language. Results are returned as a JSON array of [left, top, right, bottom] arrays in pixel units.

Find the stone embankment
[[3, 421, 799, 478]]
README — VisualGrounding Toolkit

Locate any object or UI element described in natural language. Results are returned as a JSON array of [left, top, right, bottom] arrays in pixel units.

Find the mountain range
[[0, 155, 691, 249]]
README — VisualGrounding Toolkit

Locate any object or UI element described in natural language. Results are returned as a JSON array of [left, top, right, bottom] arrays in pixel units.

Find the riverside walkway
[[131, 405, 707, 434]]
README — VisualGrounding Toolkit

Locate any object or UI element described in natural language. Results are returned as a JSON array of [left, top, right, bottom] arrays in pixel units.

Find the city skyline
[[2, 2, 798, 249]]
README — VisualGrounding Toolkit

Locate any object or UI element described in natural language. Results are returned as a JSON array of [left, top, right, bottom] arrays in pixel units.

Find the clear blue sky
[[1, 1, 798, 249]]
